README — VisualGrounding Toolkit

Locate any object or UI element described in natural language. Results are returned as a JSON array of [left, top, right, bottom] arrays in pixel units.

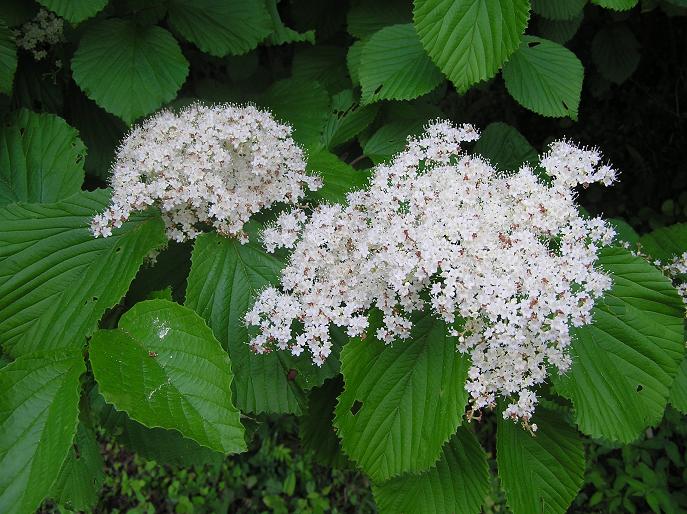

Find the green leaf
[[497, 409, 585, 514], [307, 150, 370, 204], [259, 78, 330, 147], [503, 36, 583, 119], [168, 0, 272, 57], [266, 0, 315, 45], [96, 394, 223, 466], [359, 24, 443, 104], [472, 122, 537, 172], [0, 19, 17, 96], [373, 427, 489, 514], [532, 0, 586, 20], [49, 423, 104, 512], [185, 233, 339, 415], [347, 39, 365, 85], [670, 359, 687, 414], [591, 0, 638, 11], [608, 218, 640, 245], [300, 376, 350, 468], [413, 0, 531, 93], [347, 0, 412, 38], [537, 12, 583, 44], [0, 109, 86, 206], [334, 312, 470, 481], [36, 0, 108, 24], [592, 25, 640, 84], [292, 45, 351, 94], [553, 247, 685, 443], [71, 19, 189, 124], [67, 92, 126, 180], [90, 299, 246, 454], [0, 350, 85, 514], [322, 89, 379, 149], [0, 189, 166, 357], [639, 223, 687, 262]]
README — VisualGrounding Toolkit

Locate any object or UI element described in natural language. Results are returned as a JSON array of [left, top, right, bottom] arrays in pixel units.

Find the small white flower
[[13, 9, 64, 61]]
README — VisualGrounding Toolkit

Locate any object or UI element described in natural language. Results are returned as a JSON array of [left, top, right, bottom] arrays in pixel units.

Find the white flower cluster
[[91, 103, 321, 242], [664, 252, 687, 304], [246, 121, 617, 426], [12, 9, 63, 61]]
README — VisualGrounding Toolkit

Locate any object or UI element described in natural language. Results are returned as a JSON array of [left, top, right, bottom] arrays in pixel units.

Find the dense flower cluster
[[91, 103, 321, 241], [12, 9, 63, 61], [246, 121, 617, 425]]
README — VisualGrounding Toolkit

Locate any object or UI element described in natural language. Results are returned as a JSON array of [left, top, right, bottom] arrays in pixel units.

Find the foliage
[[0, 0, 685, 513]]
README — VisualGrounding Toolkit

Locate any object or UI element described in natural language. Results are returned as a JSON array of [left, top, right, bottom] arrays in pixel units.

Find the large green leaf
[[168, 0, 272, 57], [0, 109, 86, 206], [503, 36, 583, 119], [306, 150, 370, 204], [321, 89, 379, 149], [0, 19, 16, 96], [359, 24, 443, 104], [185, 233, 339, 415], [299, 376, 350, 468], [90, 299, 245, 454], [0, 350, 85, 514], [291, 46, 351, 94], [639, 223, 687, 262], [531, 0, 586, 20], [413, 0, 531, 92], [71, 19, 189, 124], [497, 409, 585, 514], [537, 13, 583, 45], [347, 0, 412, 38], [472, 122, 537, 172], [553, 247, 685, 443], [0, 189, 166, 357], [592, 24, 640, 85], [259, 78, 330, 148], [36, 0, 108, 24], [48, 423, 104, 512], [373, 427, 489, 514], [334, 312, 470, 481]]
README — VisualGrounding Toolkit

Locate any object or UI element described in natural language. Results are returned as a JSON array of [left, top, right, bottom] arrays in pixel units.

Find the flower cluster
[[12, 9, 63, 61], [246, 120, 617, 425], [91, 103, 321, 242]]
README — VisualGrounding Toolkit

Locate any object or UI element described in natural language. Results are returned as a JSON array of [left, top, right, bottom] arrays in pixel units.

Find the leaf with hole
[[503, 36, 583, 119], [552, 247, 685, 443], [334, 311, 470, 481]]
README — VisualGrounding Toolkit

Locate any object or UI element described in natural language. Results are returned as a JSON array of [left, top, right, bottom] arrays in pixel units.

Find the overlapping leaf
[[0, 189, 166, 357], [472, 122, 537, 172], [503, 36, 583, 119], [307, 150, 370, 204], [168, 0, 272, 57], [71, 19, 189, 124], [334, 312, 470, 481], [553, 247, 685, 443], [347, 0, 412, 38], [36, 0, 108, 24], [413, 0, 531, 92], [0, 109, 86, 205], [360, 24, 443, 104], [90, 299, 245, 454], [0, 350, 85, 514], [185, 233, 339, 415], [497, 409, 585, 514], [373, 427, 489, 514]]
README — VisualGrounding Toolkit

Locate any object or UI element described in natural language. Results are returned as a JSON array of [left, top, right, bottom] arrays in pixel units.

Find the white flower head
[[91, 103, 321, 242], [246, 120, 617, 424]]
